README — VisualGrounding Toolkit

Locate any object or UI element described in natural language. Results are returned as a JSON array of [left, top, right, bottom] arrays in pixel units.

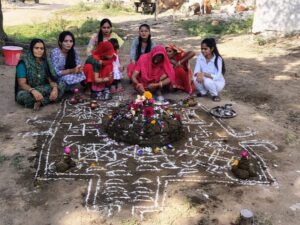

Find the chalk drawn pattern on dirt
[[24, 97, 277, 219]]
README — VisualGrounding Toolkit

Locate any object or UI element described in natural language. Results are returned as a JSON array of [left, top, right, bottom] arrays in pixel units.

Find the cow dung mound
[[102, 99, 184, 147]]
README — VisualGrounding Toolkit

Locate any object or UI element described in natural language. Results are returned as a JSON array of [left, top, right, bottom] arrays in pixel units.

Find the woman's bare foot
[[33, 101, 42, 111]]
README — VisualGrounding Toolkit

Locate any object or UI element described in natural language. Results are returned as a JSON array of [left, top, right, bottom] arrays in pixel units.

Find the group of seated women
[[15, 18, 226, 110]]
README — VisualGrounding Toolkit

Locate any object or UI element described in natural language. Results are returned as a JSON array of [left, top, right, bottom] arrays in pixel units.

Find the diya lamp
[[90, 100, 98, 110]]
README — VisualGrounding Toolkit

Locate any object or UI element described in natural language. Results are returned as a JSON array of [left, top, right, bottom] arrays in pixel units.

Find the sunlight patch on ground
[[252, 114, 269, 122], [273, 75, 293, 81], [293, 177, 300, 198]]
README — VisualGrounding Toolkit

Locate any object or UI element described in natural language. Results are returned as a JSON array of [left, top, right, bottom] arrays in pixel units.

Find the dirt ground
[[0, 1, 300, 225]]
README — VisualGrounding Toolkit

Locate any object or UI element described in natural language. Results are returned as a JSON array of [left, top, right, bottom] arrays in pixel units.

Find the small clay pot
[[78, 97, 85, 103], [90, 100, 98, 110], [69, 97, 77, 105]]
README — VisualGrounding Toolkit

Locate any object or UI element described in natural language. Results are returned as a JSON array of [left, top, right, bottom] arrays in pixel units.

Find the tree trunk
[[0, 0, 7, 41], [252, 0, 300, 37]]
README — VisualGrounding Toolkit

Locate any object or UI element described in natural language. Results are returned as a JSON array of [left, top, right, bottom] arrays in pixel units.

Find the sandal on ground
[[196, 93, 208, 98], [212, 96, 221, 102]]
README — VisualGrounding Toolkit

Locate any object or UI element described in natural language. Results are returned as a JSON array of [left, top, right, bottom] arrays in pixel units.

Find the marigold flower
[[234, 159, 239, 166], [151, 120, 156, 124], [143, 91, 153, 100]]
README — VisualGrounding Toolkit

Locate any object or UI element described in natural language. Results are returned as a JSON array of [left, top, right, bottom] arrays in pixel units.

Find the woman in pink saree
[[131, 46, 175, 98]]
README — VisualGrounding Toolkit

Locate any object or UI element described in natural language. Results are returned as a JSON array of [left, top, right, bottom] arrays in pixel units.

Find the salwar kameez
[[16, 83, 65, 108], [15, 52, 65, 108]]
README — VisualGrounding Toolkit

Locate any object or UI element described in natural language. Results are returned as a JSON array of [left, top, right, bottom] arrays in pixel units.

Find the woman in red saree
[[83, 41, 115, 100], [165, 44, 195, 94], [131, 46, 175, 98]]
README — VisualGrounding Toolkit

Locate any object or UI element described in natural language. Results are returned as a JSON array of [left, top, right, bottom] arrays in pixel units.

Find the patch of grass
[[0, 153, 9, 165], [256, 37, 267, 46], [255, 217, 273, 225], [182, 17, 253, 38], [11, 153, 25, 170], [58, 1, 134, 16], [284, 132, 297, 145], [121, 218, 140, 225], [5, 17, 124, 46], [6, 17, 69, 44]]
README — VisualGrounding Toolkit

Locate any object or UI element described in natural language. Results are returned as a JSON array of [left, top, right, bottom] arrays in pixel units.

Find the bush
[[182, 17, 253, 38]]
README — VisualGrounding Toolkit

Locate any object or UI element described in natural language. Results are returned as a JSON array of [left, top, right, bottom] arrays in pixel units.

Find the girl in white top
[[109, 38, 124, 93], [193, 38, 226, 102]]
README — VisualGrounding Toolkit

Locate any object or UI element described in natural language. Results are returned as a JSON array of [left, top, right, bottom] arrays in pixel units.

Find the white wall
[[252, 0, 300, 36]]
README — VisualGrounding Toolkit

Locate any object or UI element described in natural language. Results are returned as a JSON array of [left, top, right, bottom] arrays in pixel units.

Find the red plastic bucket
[[2, 46, 23, 66]]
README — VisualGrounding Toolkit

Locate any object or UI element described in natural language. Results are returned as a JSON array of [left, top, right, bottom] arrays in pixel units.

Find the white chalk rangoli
[[24, 97, 278, 220]]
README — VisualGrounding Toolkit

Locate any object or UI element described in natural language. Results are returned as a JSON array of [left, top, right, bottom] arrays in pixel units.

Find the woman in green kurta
[[15, 38, 65, 110]]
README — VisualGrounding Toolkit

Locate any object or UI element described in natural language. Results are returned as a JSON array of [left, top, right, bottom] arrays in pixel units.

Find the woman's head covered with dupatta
[[137, 45, 175, 85], [92, 41, 115, 61]]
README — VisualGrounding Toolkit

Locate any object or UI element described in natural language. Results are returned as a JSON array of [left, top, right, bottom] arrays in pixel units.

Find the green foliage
[[5, 17, 123, 45], [59, 1, 134, 16], [256, 37, 267, 46], [121, 218, 140, 225], [284, 132, 297, 145], [182, 17, 253, 38], [0, 153, 8, 165], [11, 153, 24, 170], [76, 1, 93, 12], [6, 17, 69, 44]]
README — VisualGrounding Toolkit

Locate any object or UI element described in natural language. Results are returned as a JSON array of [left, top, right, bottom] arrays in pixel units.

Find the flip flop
[[212, 96, 221, 102]]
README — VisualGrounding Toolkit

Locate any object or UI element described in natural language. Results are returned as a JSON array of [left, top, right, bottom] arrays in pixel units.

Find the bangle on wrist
[[160, 81, 163, 88], [28, 88, 35, 93]]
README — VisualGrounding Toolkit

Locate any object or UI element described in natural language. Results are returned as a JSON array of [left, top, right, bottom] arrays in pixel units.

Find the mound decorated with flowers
[[103, 91, 184, 147]]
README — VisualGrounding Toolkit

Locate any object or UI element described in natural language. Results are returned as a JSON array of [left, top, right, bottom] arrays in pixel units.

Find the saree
[[166, 44, 194, 94], [84, 41, 115, 91], [134, 45, 175, 87], [15, 51, 65, 108]]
